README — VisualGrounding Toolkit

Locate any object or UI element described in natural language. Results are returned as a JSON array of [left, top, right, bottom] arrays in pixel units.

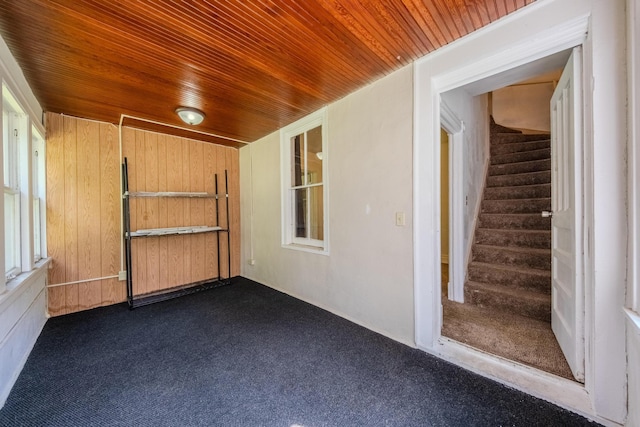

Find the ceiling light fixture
[[176, 106, 205, 125]]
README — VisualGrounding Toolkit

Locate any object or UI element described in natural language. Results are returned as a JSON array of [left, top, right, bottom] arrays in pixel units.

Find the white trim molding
[[440, 101, 465, 303], [279, 107, 329, 255]]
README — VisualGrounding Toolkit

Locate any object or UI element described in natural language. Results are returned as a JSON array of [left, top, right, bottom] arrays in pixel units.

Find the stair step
[[465, 280, 551, 322], [491, 139, 550, 156], [491, 133, 551, 145], [491, 148, 550, 165], [467, 262, 551, 294], [475, 228, 551, 249], [472, 244, 551, 271], [482, 198, 551, 214], [478, 213, 551, 230], [489, 159, 551, 176], [487, 170, 551, 187], [484, 184, 550, 200]]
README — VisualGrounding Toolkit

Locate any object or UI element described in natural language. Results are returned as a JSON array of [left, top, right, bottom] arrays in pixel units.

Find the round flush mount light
[[176, 107, 205, 125]]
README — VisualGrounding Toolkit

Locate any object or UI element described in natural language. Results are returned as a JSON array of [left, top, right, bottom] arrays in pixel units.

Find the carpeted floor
[[0, 278, 599, 426]]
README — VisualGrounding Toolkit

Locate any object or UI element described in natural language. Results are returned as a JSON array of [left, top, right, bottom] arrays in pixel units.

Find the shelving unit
[[122, 157, 231, 308]]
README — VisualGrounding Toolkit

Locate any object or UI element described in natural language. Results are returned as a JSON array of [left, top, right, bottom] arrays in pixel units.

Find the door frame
[[440, 102, 464, 303], [411, 1, 616, 418]]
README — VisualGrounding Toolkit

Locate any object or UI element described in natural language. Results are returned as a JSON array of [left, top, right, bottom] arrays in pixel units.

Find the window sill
[[282, 243, 329, 256], [625, 308, 640, 336], [0, 258, 51, 310]]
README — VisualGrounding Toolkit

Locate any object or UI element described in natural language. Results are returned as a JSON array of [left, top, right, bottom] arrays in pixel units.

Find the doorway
[[440, 70, 573, 379]]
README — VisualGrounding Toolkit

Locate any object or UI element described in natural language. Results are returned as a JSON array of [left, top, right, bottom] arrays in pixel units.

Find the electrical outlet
[[395, 212, 405, 226], [118, 271, 127, 281], [248, 259, 256, 266]]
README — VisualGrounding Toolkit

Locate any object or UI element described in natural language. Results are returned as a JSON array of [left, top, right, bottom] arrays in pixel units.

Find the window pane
[[294, 188, 307, 238], [306, 126, 323, 184], [3, 111, 9, 186], [309, 185, 324, 240], [5, 191, 19, 274], [291, 134, 305, 187], [33, 197, 41, 260]]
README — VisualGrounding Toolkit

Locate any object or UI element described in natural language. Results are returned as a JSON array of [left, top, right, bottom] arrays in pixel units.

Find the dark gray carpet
[[0, 278, 599, 426]]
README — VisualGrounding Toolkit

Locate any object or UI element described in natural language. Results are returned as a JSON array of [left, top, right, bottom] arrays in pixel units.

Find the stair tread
[[487, 182, 550, 189], [474, 244, 551, 256], [489, 158, 551, 169], [487, 170, 550, 179], [466, 280, 551, 301], [480, 212, 549, 217], [477, 227, 550, 234], [469, 261, 551, 277], [484, 197, 549, 202], [491, 148, 551, 163]]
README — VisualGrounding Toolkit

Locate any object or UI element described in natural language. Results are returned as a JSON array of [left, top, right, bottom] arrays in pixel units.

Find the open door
[[549, 47, 584, 382]]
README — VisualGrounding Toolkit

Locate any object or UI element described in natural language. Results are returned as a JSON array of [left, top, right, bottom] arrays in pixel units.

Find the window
[[1, 81, 41, 286], [32, 126, 45, 261], [3, 88, 24, 280], [281, 108, 328, 253]]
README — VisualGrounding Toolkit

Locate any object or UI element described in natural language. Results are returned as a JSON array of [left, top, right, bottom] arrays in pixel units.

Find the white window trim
[[4, 186, 20, 279], [280, 107, 329, 254], [628, 0, 640, 317], [1, 79, 45, 293]]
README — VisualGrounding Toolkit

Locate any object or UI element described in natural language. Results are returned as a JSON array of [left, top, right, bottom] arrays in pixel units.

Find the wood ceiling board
[[0, 0, 536, 144]]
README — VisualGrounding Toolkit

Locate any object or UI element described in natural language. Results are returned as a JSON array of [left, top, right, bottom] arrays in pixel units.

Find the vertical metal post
[[225, 170, 231, 281], [122, 158, 134, 308], [214, 173, 221, 281]]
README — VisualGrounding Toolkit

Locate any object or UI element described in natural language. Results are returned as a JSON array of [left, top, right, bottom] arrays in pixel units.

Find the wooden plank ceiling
[[0, 0, 535, 147]]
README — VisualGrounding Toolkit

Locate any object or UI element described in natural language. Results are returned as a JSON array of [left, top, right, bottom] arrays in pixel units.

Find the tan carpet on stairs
[[442, 296, 573, 380]]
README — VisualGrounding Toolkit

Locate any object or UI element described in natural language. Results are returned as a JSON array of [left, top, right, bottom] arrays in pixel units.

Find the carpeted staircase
[[442, 119, 574, 380], [465, 121, 552, 322]]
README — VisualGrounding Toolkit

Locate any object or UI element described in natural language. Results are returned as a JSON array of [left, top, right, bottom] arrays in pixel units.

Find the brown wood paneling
[[133, 130, 148, 296], [144, 132, 159, 293], [181, 139, 192, 286], [76, 119, 102, 310], [63, 115, 79, 314], [46, 113, 240, 314], [190, 142, 206, 282], [45, 113, 66, 316], [203, 144, 218, 279], [165, 135, 184, 288], [156, 134, 169, 289], [1, 1, 535, 147], [99, 122, 123, 304]]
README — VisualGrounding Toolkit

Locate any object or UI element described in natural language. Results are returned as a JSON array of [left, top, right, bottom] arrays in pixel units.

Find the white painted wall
[[493, 83, 554, 132], [627, 0, 640, 425], [415, 0, 627, 423], [440, 90, 489, 266], [0, 34, 48, 409], [240, 65, 415, 345]]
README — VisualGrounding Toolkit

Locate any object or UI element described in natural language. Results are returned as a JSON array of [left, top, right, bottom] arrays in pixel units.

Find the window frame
[[280, 108, 329, 254], [31, 126, 45, 262], [3, 91, 25, 280], [1, 80, 43, 289]]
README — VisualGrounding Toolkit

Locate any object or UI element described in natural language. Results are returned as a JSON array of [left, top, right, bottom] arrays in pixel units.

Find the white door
[[549, 47, 584, 382]]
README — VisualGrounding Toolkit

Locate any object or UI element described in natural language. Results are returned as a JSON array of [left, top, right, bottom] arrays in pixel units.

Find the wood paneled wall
[[46, 113, 240, 316]]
